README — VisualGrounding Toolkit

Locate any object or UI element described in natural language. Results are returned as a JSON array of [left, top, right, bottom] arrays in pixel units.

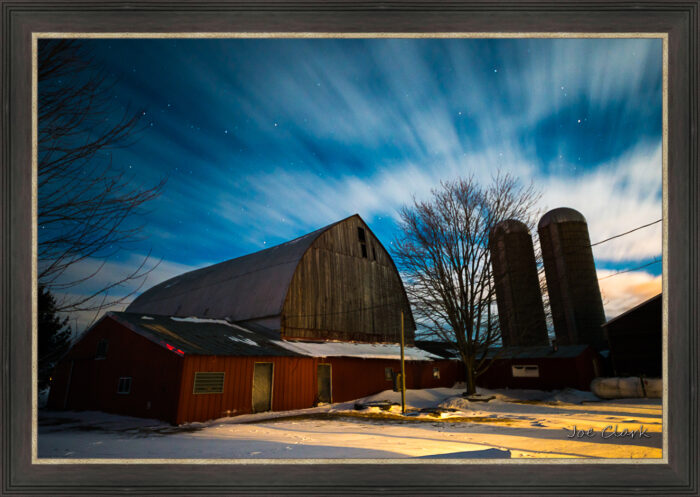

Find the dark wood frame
[[1, 1, 697, 495]]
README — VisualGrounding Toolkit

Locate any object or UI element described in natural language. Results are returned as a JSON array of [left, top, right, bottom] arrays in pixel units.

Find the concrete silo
[[538, 208, 607, 350], [489, 219, 549, 347]]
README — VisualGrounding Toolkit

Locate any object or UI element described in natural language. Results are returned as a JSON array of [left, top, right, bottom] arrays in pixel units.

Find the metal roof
[[415, 342, 591, 360], [108, 312, 440, 360], [538, 207, 587, 229], [489, 219, 530, 237], [602, 293, 662, 327], [110, 312, 300, 357], [126, 217, 347, 321], [414, 340, 462, 359], [483, 344, 592, 359]]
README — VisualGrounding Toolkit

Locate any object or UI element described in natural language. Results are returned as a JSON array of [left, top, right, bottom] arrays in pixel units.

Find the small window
[[193, 372, 225, 394], [361, 244, 368, 258], [357, 227, 366, 242], [372, 247, 377, 261], [384, 367, 394, 381], [96, 339, 108, 359], [433, 367, 440, 379], [512, 365, 540, 378], [117, 377, 132, 394]]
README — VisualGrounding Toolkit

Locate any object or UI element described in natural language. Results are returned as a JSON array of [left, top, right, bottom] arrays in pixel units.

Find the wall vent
[[193, 372, 225, 394], [511, 365, 540, 378]]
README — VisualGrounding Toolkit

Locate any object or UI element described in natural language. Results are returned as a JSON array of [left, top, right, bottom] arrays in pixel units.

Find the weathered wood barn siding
[[47, 318, 183, 424], [283, 216, 415, 344]]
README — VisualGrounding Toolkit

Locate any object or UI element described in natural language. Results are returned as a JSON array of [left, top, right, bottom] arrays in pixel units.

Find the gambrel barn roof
[[127, 218, 343, 322], [127, 214, 415, 344]]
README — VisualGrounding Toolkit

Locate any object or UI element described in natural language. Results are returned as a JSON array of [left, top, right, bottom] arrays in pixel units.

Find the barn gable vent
[[193, 372, 225, 394]]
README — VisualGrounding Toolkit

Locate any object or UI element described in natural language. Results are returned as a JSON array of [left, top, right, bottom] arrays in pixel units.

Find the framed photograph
[[2, 1, 698, 495]]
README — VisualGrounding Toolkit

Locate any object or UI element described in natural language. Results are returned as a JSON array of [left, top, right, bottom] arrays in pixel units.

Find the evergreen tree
[[38, 285, 72, 391]]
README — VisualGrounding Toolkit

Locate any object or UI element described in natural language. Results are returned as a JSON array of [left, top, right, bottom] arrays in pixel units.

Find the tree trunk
[[464, 357, 477, 395]]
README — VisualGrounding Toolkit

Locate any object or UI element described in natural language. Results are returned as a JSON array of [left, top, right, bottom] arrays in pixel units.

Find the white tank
[[590, 377, 662, 399]]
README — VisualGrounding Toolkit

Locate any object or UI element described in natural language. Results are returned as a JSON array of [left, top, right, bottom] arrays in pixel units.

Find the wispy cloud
[[42, 38, 663, 328], [53, 254, 210, 334], [598, 269, 662, 318], [539, 142, 662, 262]]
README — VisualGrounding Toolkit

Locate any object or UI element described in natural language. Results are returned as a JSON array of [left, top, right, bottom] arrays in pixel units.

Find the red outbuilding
[[475, 345, 603, 391], [47, 312, 458, 424]]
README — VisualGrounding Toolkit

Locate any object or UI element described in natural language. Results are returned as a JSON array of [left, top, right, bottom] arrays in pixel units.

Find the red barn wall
[[48, 321, 464, 425], [476, 350, 600, 391], [175, 356, 463, 424], [175, 355, 319, 424], [46, 318, 183, 424], [327, 358, 461, 403]]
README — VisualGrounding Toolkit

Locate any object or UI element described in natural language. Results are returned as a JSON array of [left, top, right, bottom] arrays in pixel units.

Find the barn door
[[252, 362, 273, 413], [317, 363, 331, 404]]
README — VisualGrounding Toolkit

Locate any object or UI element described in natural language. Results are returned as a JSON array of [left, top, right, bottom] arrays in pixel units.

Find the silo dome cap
[[538, 207, 587, 229], [489, 219, 530, 238]]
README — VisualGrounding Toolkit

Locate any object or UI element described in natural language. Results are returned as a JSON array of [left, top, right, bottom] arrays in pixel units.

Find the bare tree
[[392, 173, 541, 395], [38, 39, 165, 317]]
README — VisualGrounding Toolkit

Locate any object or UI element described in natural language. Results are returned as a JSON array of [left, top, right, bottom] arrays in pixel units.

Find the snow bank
[[347, 387, 461, 409], [39, 386, 663, 460]]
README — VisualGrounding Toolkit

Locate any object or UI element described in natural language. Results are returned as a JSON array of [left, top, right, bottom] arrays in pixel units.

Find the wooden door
[[252, 362, 273, 413], [317, 363, 331, 404]]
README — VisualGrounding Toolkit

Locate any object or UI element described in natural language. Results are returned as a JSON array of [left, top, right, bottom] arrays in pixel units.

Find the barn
[[475, 345, 604, 391], [48, 215, 461, 424], [602, 293, 662, 378], [126, 214, 415, 342]]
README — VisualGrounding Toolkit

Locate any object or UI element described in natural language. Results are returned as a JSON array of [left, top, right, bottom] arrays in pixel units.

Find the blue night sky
[[41, 37, 663, 326]]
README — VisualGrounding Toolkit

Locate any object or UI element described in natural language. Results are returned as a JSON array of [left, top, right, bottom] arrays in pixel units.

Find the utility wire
[[590, 219, 662, 247], [597, 258, 662, 281]]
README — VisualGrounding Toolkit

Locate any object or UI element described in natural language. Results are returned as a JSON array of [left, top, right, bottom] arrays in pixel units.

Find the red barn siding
[[47, 317, 183, 424], [476, 350, 600, 391], [49, 319, 465, 425], [408, 360, 464, 389], [173, 356, 463, 423], [327, 358, 461, 403], [176, 355, 320, 424]]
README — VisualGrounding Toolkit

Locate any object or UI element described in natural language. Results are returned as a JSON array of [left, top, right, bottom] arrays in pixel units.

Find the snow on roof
[[271, 340, 442, 361], [226, 335, 259, 347], [109, 312, 444, 361], [110, 312, 292, 357], [170, 316, 239, 328]]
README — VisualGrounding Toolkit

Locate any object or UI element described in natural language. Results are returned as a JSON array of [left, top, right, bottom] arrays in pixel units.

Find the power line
[[590, 219, 662, 247], [597, 258, 662, 281]]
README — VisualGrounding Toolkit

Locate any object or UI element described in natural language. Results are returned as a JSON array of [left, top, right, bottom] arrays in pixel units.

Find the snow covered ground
[[38, 386, 662, 460]]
